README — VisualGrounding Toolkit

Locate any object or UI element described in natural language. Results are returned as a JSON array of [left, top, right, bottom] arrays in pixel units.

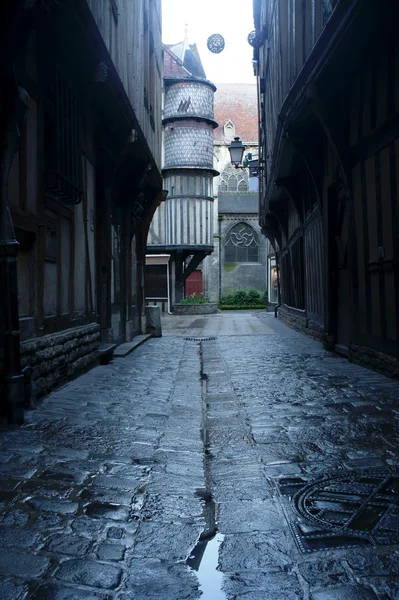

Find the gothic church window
[[218, 164, 248, 193], [219, 179, 228, 192], [224, 222, 259, 263]]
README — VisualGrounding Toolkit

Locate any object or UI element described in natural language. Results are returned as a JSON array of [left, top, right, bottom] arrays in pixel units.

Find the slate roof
[[218, 192, 259, 214], [213, 83, 258, 143], [163, 45, 191, 78], [164, 40, 206, 79]]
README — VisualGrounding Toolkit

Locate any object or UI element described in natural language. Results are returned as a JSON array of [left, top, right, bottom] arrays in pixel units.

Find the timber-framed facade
[[0, 0, 163, 418], [254, 0, 399, 375]]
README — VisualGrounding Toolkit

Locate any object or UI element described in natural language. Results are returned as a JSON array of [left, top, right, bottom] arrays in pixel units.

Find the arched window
[[227, 174, 238, 192], [218, 164, 248, 193], [225, 222, 259, 263], [219, 179, 228, 192], [238, 179, 248, 192]]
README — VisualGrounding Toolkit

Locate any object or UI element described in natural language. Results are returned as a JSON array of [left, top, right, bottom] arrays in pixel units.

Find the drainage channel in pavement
[[186, 339, 227, 600]]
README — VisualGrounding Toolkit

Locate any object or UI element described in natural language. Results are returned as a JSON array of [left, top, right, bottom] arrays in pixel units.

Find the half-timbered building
[[253, 0, 399, 375], [0, 0, 163, 421], [146, 36, 218, 307]]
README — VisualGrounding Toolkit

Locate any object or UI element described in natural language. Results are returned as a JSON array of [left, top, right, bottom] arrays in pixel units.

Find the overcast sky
[[162, 0, 256, 85]]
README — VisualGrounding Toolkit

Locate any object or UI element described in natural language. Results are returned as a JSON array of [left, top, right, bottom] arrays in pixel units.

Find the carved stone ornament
[[207, 34, 225, 54]]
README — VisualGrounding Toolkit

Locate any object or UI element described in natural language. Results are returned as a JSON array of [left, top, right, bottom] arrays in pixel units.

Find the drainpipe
[[274, 252, 281, 318], [0, 82, 30, 424], [218, 215, 222, 302], [166, 258, 172, 314]]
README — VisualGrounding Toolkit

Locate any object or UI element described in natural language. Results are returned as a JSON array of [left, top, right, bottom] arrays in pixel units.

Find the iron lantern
[[228, 136, 245, 168]]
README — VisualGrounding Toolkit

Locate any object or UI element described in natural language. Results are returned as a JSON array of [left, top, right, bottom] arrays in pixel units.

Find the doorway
[[111, 223, 125, 345], [186, 270, 203, 296], [329, 183, 352, 355]]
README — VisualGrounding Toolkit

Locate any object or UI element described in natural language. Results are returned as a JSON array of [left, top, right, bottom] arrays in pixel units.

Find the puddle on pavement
[[187, 532, 226, 600], [188, 491, 227, 600]]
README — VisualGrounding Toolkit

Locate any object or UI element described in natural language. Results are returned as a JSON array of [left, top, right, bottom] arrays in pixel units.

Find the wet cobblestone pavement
[[1, 312, 399, 599]]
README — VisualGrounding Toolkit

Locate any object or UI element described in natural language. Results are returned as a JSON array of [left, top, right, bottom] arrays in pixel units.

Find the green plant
[[219, 293, 235, 306], [247, 289, 261, 304], [219, 288, 266, 308], [233, 290, 248, 305], [219, 304, 266, 310], [179, 293, 210, 305]]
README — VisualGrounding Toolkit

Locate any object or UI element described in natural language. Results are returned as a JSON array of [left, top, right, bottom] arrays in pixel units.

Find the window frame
[[224, 222, 260, 263]]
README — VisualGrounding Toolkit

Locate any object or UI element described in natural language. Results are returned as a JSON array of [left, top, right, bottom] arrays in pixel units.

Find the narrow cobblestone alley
[[1, 312, 399, 599]]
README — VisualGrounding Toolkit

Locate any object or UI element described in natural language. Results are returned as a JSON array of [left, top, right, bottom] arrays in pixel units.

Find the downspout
[[167, 258, 172, 314], [274, 251, 281, 318], [218, 215, 222, 303]]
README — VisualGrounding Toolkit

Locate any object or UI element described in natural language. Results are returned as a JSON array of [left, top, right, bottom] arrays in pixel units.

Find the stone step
[[113, 334, 153, 358], [98, 343, 117, 365]]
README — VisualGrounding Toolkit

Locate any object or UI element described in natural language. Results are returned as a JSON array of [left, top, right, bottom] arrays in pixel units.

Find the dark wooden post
[[0, 78, 30, 423]]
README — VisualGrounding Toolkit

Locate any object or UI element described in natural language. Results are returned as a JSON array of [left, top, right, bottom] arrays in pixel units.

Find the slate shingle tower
[[147, 33, 218, 304]]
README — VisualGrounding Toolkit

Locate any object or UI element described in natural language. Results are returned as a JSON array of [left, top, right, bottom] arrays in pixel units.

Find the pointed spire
[[182, 23, 189, 58]]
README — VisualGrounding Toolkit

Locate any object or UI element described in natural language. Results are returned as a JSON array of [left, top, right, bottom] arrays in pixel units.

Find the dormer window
[[224, 120, 235, 139]]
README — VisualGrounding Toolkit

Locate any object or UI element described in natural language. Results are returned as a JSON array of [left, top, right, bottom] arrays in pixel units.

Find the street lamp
[[228, 137, 265, 177], [228, 136, 245, 169]]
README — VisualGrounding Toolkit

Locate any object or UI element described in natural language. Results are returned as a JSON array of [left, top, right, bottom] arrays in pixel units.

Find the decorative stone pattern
[[164, 81, 214, 121], [216, 214, 267, 298], [164, 123, 214, 168], [0, 324, 100, 397]]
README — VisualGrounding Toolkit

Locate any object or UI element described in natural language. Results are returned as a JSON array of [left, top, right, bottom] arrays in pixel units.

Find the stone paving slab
[[199, 313, 399, 599], [1, 312, 399, 598], [0, 337, 204, 599]]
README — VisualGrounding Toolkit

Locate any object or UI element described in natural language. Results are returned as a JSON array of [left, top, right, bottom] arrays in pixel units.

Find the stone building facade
[[0, 0, 163, 420], [202, 84, 271, 302], [147, 39, 217, 306], [254, 0, 399, 375]]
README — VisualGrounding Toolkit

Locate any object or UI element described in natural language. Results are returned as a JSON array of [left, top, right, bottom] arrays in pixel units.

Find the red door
[[185, 270, 203, 296]]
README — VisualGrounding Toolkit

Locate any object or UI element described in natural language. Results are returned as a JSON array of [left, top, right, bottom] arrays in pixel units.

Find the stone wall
[[349, 343, 399, 378], [279, 306, 399, 378], [17, 323, 100, 397], [278, 306, 324, 341], [174, 303, 218, 315], [219, 215, 267, 297]]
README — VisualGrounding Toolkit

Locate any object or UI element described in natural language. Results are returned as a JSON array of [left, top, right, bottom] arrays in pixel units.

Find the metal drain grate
[[279, 470, 399, 553], [184, 337, 216, 341]]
